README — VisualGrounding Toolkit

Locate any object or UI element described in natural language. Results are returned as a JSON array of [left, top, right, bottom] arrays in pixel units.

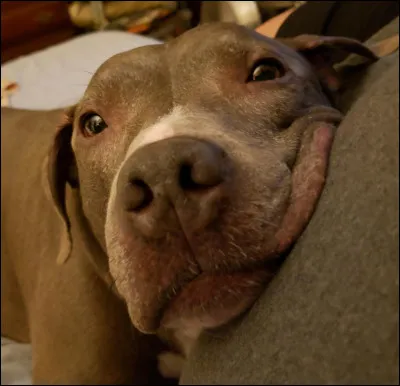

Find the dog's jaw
[[159, 270, 271, 332]]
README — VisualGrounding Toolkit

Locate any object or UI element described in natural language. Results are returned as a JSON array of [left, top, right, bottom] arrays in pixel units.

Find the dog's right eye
[[248, 58, 286, 82], [82, 114, 108, 136]]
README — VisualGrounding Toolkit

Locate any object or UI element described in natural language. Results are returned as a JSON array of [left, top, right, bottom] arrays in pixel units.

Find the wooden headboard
[[1, 1, 77, 63]]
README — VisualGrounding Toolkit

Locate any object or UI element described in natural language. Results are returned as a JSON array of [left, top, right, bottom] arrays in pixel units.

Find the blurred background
[[1, 1, 398, 109], [1, 1, 299, 63]]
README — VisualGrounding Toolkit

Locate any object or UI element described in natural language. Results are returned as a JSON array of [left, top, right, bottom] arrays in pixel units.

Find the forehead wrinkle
[[78, 56, 170, 118], [82, 42, 166, 93], [74, 83, 114, 119], [168, 23, 270, 59], [167, 27, 297, 83]]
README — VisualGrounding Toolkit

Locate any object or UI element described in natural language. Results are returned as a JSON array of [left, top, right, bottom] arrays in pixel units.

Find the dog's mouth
[[114, 193, 289, 334], [156, 257, 282, 334], [116, 238, 283, 335]]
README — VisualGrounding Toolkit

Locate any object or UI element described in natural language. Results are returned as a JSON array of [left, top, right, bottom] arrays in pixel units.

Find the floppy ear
[[43, 105, 79, 264], [279, 34, 399, 92]]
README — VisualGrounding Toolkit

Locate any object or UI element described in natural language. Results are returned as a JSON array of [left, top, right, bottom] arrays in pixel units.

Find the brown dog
[[1, 23, 385, 384]]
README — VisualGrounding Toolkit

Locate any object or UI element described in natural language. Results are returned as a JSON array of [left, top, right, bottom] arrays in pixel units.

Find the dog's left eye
[[82, 114, 108, 136], [249, 58, 285, 82]]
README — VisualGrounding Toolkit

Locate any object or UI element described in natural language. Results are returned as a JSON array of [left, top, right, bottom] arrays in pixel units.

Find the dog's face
[[48, 23, 377, 335]]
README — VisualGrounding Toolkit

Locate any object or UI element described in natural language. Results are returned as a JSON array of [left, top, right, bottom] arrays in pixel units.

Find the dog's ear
[[279, 34, 399, 92], [42, 105, 79, 264]]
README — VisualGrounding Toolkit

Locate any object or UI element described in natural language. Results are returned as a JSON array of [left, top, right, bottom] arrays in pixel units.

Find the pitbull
[[1, 23, 387, 384]]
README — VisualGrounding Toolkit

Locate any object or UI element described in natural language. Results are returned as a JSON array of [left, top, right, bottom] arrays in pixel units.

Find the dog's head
[[46, 23, 380, 335]]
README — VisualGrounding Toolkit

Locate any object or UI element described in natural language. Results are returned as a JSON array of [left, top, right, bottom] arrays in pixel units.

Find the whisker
[[70, 84, 89, 88], [258, 219, 279, 228], [228, 241, 248, 259], [80, 70, 95, 75], [67, 70, 95, 76], [230, 208, 280, 229]]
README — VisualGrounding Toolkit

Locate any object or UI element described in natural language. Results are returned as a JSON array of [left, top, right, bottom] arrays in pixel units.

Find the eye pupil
[[253, 65, 278, 81], [249, 59, 285, 82], [84, 114, 107, 136]]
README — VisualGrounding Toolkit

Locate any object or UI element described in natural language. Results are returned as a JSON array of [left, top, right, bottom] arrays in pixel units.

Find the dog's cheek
[[275, 123, 336, 252], [178, 153, 293, 274], [105, 202, 202, 333], [74, 136, 128, 246]]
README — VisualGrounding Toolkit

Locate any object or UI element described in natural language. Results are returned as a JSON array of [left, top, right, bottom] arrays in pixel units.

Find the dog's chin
[[158, 269, 272, 336], [121, 265, 273, 336], [109, 212, 286, 335]]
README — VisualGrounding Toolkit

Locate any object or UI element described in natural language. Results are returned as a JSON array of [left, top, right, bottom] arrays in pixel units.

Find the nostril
[[126, 179, 153, 212], [179, 164, 198, 191], [179, 161, 223, 192]]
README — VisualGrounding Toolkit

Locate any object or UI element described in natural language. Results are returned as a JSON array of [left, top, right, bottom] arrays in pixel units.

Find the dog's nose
[[117, 137, 231, 238]]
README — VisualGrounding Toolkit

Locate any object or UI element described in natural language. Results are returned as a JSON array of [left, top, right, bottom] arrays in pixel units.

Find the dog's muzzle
[[115, 136, 233, 239]]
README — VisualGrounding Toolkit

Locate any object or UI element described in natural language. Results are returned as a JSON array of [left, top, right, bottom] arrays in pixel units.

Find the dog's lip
[[158, 269, 273, 332], [145, 270, 199, 332], [152, 256, 282, 331]]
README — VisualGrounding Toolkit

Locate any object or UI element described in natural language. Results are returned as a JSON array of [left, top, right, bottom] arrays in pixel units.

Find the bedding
[[1, 31, 160, 110]]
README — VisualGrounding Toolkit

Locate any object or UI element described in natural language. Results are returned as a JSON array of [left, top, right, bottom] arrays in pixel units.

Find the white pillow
[[1, 31, 161, 110]]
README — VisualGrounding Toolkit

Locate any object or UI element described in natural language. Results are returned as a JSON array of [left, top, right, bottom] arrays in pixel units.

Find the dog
[[1, 22, 391, 384]]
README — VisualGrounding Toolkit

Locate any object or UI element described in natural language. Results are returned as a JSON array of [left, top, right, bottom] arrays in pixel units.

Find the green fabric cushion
[[181, 18, 399, 385]]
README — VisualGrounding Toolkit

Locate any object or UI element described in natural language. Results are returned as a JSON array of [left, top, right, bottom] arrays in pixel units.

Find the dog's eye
[[249, 58, 285, 82], [82, 114, 108, 136]]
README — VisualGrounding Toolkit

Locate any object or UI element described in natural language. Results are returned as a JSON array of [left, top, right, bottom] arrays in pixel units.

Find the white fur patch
[[124, 106, 188, 160], [157, 351, 185, 380], [156, 328, 200, 380], [107, 107, 190, 217], [1, 337, 32, 385]]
